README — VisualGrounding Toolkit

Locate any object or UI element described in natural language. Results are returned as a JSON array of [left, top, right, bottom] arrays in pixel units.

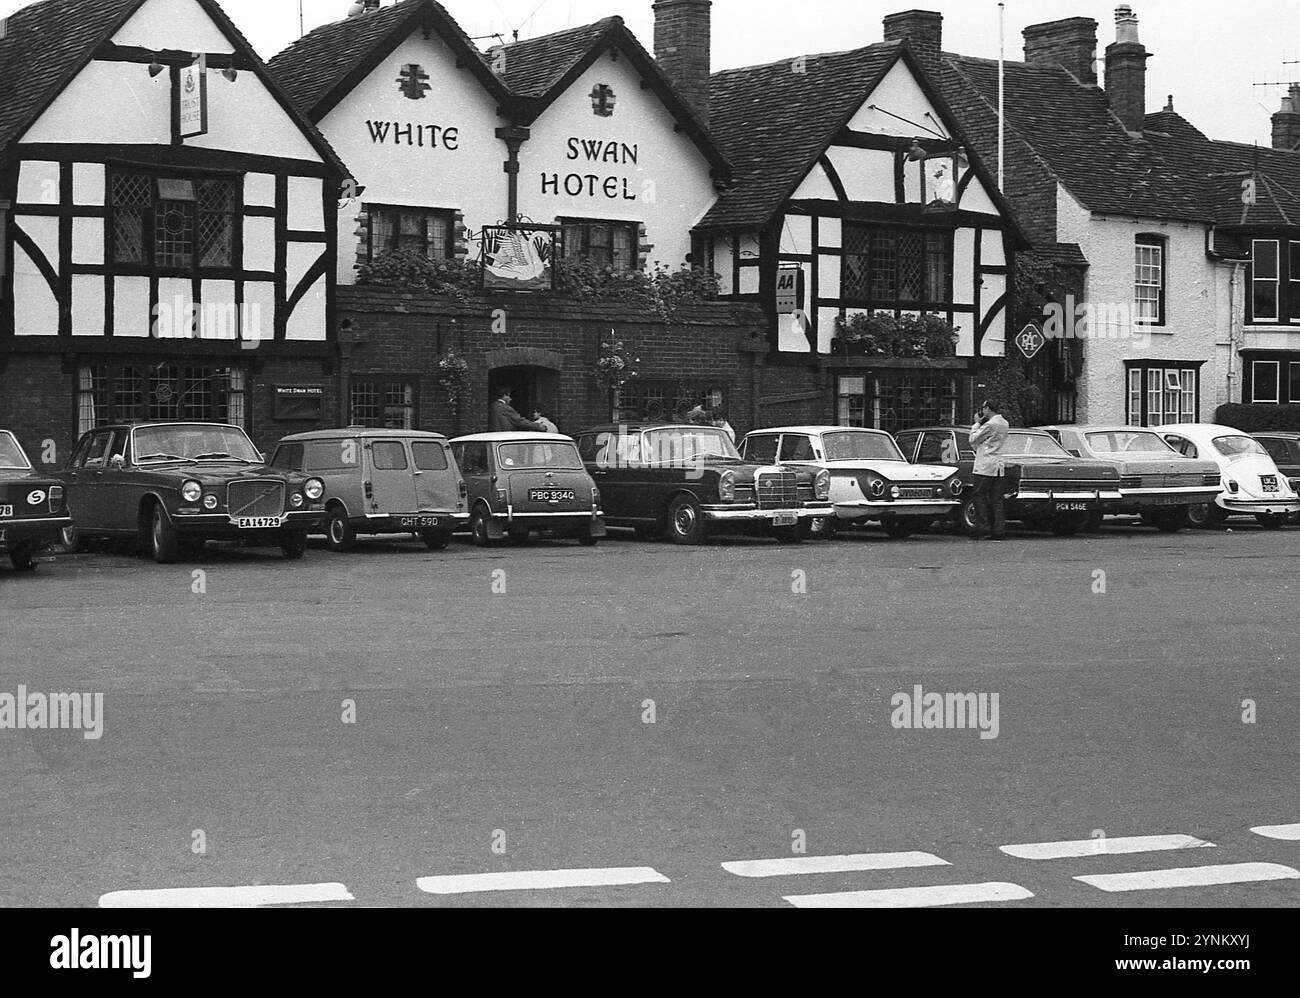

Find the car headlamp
[[290, 492, 304, 508], [203, 494, 218, 510], [181, 480, 202, 503], [889, 484, 901, 499], [814, 469, 831, 501], [718, 470, 736, 502], [304, 477, 325, 501]]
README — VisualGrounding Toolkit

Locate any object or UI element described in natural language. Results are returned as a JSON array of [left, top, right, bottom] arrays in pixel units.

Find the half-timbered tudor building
[[0, 0, 350, 458]]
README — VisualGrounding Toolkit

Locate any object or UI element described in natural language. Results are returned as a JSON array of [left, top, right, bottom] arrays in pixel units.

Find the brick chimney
[[653, 0, 711, 124], [882, 10, 943, 84], [1022, 17, 1097, 85], [1105, 5, 1150, 133], [1272, 84, 1300, 151]]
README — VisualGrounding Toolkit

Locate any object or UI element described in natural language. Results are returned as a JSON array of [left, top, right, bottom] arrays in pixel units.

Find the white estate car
[[1160, 423, 1300, 529], [738, 425, 961, 538]]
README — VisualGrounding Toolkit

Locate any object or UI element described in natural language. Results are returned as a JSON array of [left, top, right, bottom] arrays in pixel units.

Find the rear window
[[497, 442, 583, 470], [305, 440, 360, 472], [372, 441, 409, 470], [411, 441, 448, 471], [0, 432, 31, 470]]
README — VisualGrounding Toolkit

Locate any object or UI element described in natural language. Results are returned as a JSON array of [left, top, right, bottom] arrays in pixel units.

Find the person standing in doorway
[[969, 399, 1010, 540], [533, 409, 558, 433], [489, 387, 545, 432]]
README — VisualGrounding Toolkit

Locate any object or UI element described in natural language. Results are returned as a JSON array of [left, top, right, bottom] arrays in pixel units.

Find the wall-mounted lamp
[[148, 60, 165, 78], [221, 67, 238, 82]]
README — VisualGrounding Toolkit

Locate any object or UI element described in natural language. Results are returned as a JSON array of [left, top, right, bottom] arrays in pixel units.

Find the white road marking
[[1075, 863, 1300, 893], [1251, 823, 1300, 841], [416, 867, 670, 895], [722, 852, 949, 878], [98, 883, 354, 908], [785, 881, 1033, 908], [1000, 834, 1214, 860]]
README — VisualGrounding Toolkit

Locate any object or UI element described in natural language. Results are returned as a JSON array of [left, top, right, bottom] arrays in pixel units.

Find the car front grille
[[755, 469, 799, 509], [227, 480, 286, 519]]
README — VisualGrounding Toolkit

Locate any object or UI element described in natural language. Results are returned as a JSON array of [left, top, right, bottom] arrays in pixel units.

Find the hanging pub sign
[[775, 265, 802, 313], [481, 225, 557, 291], [176, 54, 209, 139]]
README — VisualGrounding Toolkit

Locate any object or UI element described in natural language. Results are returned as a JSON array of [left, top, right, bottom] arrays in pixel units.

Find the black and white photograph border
[[0, 0, 1296, 957]]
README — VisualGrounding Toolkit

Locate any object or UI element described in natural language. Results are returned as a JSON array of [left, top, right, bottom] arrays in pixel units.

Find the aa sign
[[178, 54, 209, 139]]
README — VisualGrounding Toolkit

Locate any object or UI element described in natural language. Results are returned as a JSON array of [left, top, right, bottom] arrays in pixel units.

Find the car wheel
[[9, 545, 38, 572], [577, 525, 599, 547], [772, 521, 811, 544], [1255, 512, 1287, 530], [150, 504, 180, 564], [60, 523, 85, 553], [470, 506, 494, 547], [1050, 512, 1088, 536], [326, 507, 356, 552], [809, 515, 838, 540], [507, 524, 531, 545], [882, 518, 915, 539], [280, 530, 307, 560], [666, 495, 707, 545], [422, 530, 451, 551], [957, 499, 978, 534]]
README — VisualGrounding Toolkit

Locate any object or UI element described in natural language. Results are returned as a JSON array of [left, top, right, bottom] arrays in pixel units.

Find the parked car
[[449, 432, 605, 546], [1160, 423, 1300, 529], [1252, 430, 1300, 500], [737, 425, 960, 538], [56, 422, 326, 562], [1035, 425, 1221, 531], [269, 428, 467, 551], [573, 422, 833, 544], [0, 429, 72, 572], [894, 426, 1122, 535]]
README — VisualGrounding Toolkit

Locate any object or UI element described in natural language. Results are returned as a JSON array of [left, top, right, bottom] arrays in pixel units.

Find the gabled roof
[[268, 0, 511, 121], [698, 41, 1024, 242], [0, 0, 350, 176], [494, 18, 618, 99]]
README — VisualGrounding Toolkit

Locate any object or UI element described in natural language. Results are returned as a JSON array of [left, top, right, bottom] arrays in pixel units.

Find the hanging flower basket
[[594, 332, 640, 392], [436, 350, 472, 409], [831, 312, 959, 358]]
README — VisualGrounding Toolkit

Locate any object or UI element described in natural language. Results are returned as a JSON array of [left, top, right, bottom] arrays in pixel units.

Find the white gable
[[111, 0, 234, 55]]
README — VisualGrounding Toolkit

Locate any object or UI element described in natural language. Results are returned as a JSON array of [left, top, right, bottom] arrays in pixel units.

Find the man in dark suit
[[489, 388, 545, 432]]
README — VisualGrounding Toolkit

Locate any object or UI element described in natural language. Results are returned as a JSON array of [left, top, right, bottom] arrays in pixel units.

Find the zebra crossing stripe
[[1250, 823, 1300, 841], [98, 883, 355, 908], [722, 852, 949, 878], [416, 867, 670, 895], [999, 834, 1214, 860], [784, 881, 1033, 908], [1075, 862, 1300, 892]]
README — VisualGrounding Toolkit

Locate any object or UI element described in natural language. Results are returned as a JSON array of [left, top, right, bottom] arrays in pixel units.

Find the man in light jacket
[[969, 399, 1010, 540]]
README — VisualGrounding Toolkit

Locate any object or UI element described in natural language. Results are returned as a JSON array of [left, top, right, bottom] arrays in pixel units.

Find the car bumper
[[0, 515, 73, 552], [358, 512, 469, 532], [1217, 497, 1300, 515], [1015, 489, 1124, 502], [170, 509, 326, 533], [1114, 487, 1224, 507], [498, 509, 606, 536], [701, 502, 835, 522], [833, 499, 959, 519]]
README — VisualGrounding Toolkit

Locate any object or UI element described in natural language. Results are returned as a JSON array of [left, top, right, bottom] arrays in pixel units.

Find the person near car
[[533, 410, 558, 434], [711, 408, 736, 443], [489, 388, 545, 433], [969, 399, 1010, 540]]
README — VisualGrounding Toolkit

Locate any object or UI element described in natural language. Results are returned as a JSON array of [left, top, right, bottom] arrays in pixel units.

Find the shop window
[[110, 171, 237, 273], [835, 372, 959, 433], [1251, 239, 1279, 322], [615, 379, 724, 423], [366, 205, 454, 262], [561, 219, 637, 272], [1134, 235, 1165, 325], [842, 224, 951, 308], [1125, 363, 1197, 426], [350, 378, 415, 429], [77, 365, 247, 436]]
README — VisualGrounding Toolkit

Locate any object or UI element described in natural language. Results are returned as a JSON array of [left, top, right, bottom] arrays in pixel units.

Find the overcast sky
[[4, 0, 1296, 145]]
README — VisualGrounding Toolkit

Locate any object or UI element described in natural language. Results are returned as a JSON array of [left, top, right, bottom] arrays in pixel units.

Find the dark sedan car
[[574, 423, 833, 544], [0, 429, 73, 572], [1253, 431, 1300, 508], [894, 426, 1122, 535], [57, 422, 326, 563]]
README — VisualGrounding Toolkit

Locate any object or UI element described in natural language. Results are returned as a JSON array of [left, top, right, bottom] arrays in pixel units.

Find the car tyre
[[1188, 502, 1226, 529], [809, 515, 838, 540], [1255, 512, 1287, 530], [149, 504, 180, 564], [9, 545, 38, 572], [882, 519, 915, 539], [772, 520, 811, 544], [470, 506, 495, 547], [577, 525, 599, 547], [280, 531, 307, 560], [60, 523, 86, 553], [666, 495, 707, 545], [1142, 508, 1186, 533], [956, 498, 978, 535], [326, 507, 357, 552], [422, 530, 451, 550]]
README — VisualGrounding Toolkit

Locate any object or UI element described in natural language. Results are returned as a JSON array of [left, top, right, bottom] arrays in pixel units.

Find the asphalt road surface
[[2, 517, 1297, 908]]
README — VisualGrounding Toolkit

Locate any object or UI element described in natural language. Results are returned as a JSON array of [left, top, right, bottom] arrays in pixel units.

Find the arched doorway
[[485, 348, 564, 431]]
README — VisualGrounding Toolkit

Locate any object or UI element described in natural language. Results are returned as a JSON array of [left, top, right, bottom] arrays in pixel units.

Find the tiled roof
[[494, 17, 619, 99], [943, 54, 1211, 224], [698, 44, 900, 231], [0, 0, 140, 156], [1034, 242, 1089, 267], [269, 0, 505, 119]]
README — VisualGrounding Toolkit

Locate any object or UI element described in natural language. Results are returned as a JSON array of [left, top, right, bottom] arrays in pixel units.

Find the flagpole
[[998, 2, 1005, 191]]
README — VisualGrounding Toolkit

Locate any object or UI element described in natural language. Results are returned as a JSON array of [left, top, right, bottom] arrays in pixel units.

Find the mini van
[[270, 428, 467, 551]]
